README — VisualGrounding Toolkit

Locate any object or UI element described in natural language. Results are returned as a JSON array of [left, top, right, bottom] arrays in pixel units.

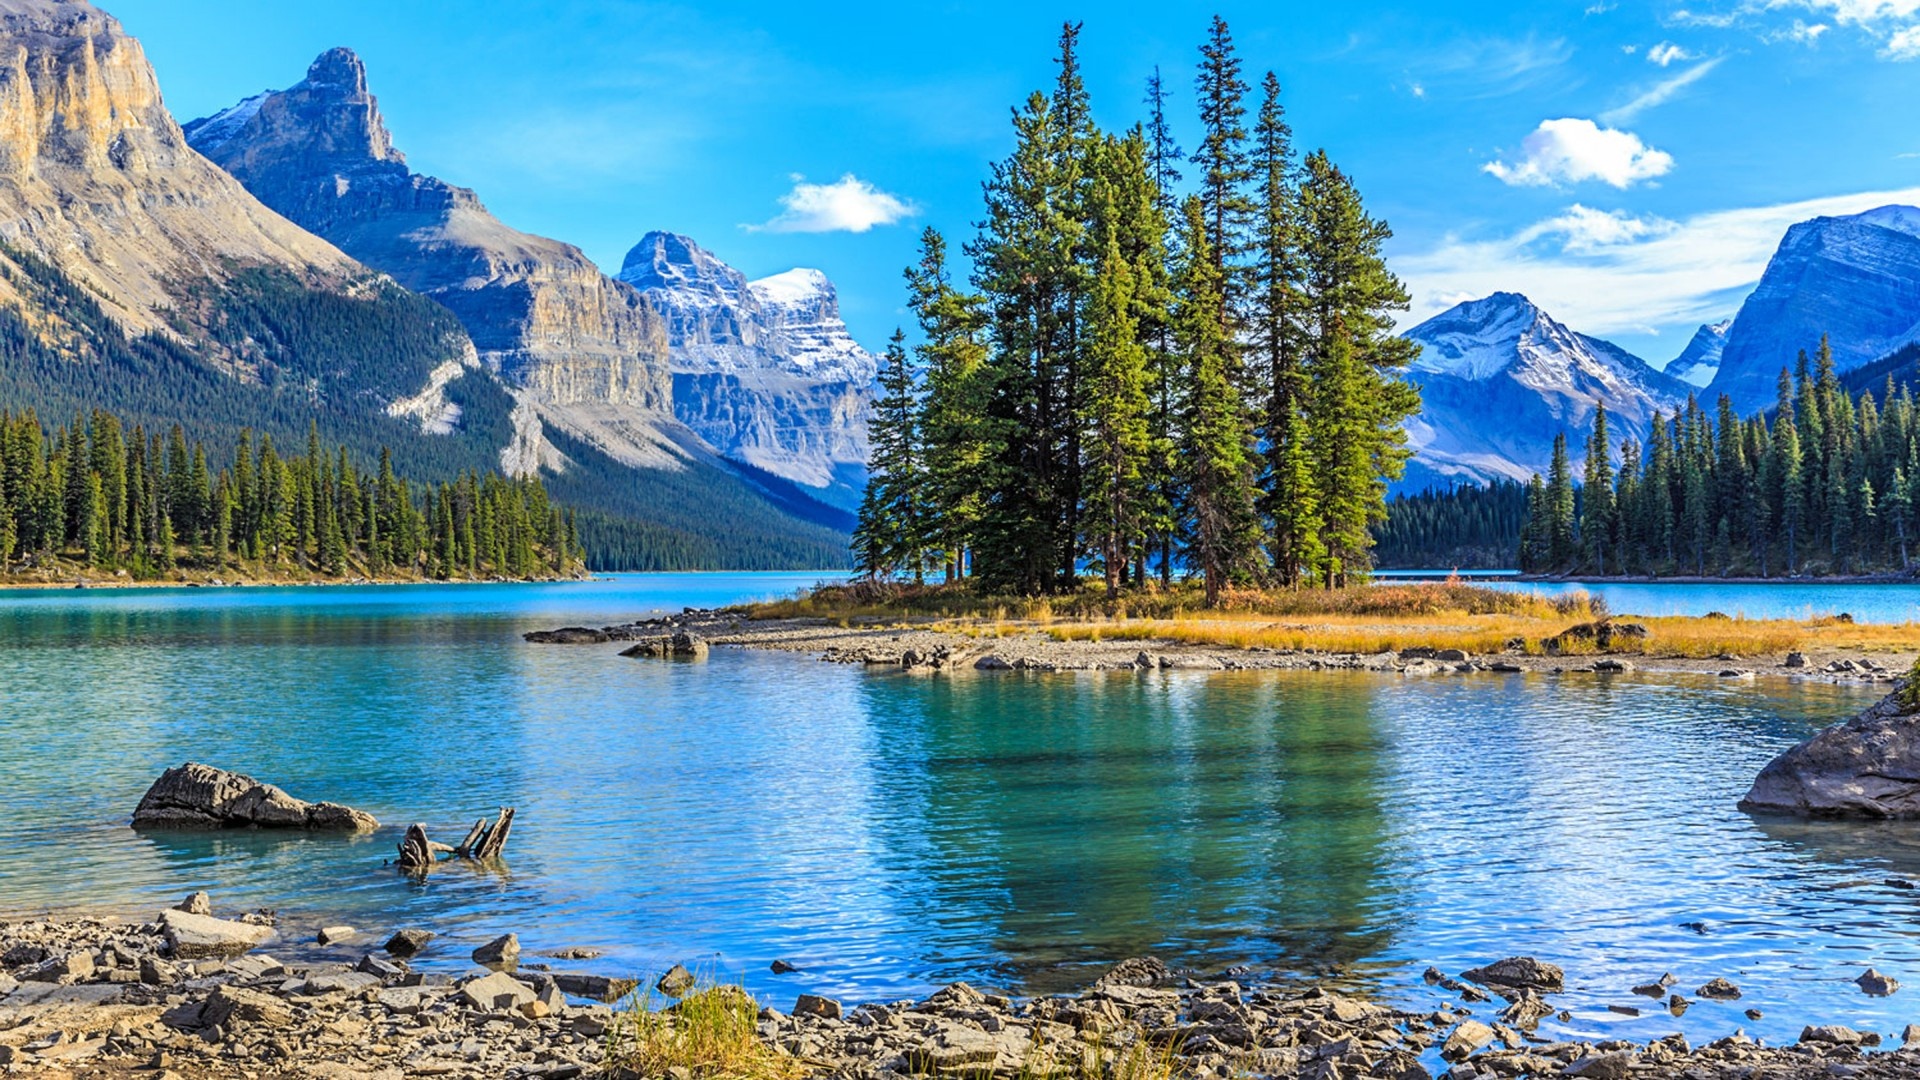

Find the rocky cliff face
[[620, 232, 873, 503], [1709, 206, 1920, 413], [0, 0, 356, 337], [1402, 292, 1692, 488], [186, 48, 675, 466]]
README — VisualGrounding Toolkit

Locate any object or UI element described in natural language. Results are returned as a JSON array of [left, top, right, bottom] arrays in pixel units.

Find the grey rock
[[460, 971, 536, 1010], [472, 934, 520, 968], [655, 963, 696, 997], [1696, 977, 1742, 1000], [385, 929, 435, 957], [175, 891, 212, 916], [1801, 1024, 1866, 1045], [1740, 683, 1920, 817], [316, 925, 356, 945], [132, 762, 377, 831], [794, 993, 843, 1020], [1564, 1052, 1634, 1078], [158, 909, 273, 960], [524, 627, 612, 644], [1460, 956, 1564, 993], [198, 985, 292, 1030], [1856, 967, 1900, 995], [550, 972, 638, 1003]]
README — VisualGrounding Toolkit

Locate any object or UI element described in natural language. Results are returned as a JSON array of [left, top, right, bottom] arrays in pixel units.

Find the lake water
[[6, 573, 1920, 1050], [1376, 572, 1920, 624]]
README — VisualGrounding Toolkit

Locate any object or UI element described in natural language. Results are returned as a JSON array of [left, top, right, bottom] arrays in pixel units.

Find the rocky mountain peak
[[617, 231, 874, 501], [0, 0, 351, 333], [1707, 204, 1920, 411], [188, 45, 674, 460], [1401, 294, 1691, 489], [184, 46, 402, 172]]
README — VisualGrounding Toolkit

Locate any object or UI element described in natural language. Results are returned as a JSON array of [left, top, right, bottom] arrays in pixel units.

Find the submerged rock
[[1741, 675, 1920, 817], [1460, 956, 1564, 993], [132, 763, 377, 831], [523, 627, 612, 644]]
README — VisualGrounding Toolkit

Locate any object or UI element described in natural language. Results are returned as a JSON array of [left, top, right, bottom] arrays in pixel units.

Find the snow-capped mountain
[[1709, 205, 1920, 411], [1401, 293, 1693, 488], [1665, 320, 1731, 388], [620, 232, 875, 505]]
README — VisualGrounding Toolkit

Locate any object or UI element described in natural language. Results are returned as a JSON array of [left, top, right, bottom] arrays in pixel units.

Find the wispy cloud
[[747, 174, 915, 234], [1484, 118, 1675, 189], [1396, 186, 1920, 339], [1601, 57, 1723, 123], [1646, 41, 1697, 64], [1412, 33, 1577, 99], [1676, 0, 1917, 55]]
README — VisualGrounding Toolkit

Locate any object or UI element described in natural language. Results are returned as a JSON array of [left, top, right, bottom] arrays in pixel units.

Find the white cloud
[[1484, 119, 1675, 189], [1517, 204, 1680, 252], [1801, 0, 1920, 24], [1764, 19, 1833, 42], [1647, 41, 1696, 64], [1883, 23, 1920, 54], [1395, 186, 1920, 339], [1622, 43, 1641, 53], [1601, 57, 1723, 122], [747, 174, 915, 234]]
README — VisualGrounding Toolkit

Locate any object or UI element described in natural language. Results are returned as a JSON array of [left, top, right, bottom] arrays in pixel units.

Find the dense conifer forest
[[0, 245, 853, 573], [0, 407, 582, 582], [854, 19, 1419, 603], [1372, 481, 1528, 570], [1519, 339, 1920, 577]]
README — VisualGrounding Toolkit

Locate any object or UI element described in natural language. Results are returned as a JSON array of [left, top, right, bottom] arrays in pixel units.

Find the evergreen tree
[[1172, 196, 1262, 605], [1581, 405, 1614, 574], [853, 331, 926, 580], [1080, 226, 1152, 597], [1546, 434, 1576, 569]]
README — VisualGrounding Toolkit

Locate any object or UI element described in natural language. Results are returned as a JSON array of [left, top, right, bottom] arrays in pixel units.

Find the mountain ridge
[[1402, 292, 1692, 487]]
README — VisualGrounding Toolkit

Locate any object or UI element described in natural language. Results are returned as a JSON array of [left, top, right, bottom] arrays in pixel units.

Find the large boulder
[[1742, 679, 1920, 817], [159, 909, 275, 960], [132, 763, 377, 831]]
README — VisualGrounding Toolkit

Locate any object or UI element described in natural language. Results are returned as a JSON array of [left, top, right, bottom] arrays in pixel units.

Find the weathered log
[[455, 819, 488, 857], [396, 808, 515, 874], [473, 808, 515, 860], [396, 824, 434, 873]]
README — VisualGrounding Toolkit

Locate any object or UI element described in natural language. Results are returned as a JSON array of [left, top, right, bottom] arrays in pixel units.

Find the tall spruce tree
[[1581, 405, 1613, 574], [1172, 196, 1262, 605], [853, 331, 926, 580], [1192, 16, 1254, 317]]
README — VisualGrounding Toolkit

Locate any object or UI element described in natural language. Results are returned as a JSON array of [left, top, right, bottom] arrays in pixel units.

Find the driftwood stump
[[395, 808, 515, 875]]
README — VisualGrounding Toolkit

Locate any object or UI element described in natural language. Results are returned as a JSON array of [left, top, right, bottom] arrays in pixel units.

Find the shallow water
[[3, 574, 1919, 1048]]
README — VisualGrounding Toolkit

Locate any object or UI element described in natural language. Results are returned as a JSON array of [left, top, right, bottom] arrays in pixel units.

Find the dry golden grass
[[743, 579, 1920, 660], [606, 983, 806, 1080]]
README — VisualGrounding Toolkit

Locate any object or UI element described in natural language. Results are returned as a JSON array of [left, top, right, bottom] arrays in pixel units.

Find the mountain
[[1708, 205, 1920, 411], [620, 232, 874, 508], [179, 46, 851, 566], [0, 0, 512, 477], [1664, 319, 1730, 388], [0, 4, 846, 570], [1401, 292, 1692, 488], [183, 47, 679, 471]]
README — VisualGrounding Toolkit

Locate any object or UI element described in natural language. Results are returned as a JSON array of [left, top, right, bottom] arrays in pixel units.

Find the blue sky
[[110, 0, 1920, 367]]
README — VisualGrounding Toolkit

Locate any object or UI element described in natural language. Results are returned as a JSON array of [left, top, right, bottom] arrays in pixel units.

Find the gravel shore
[[5, 912, 1920, 1080], [543, 612, 1916, 684]]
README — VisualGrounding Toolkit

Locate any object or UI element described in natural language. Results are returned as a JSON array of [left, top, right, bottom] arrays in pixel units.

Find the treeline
[[1520, 338, 1920, 577], [855, 18, 1418, 604], [0, 408, 582, 581], [1373, 481, 1527, 569]]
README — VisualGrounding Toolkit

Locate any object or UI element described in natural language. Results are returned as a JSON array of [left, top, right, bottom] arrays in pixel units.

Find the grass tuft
[[605, 981, 804, 1080]]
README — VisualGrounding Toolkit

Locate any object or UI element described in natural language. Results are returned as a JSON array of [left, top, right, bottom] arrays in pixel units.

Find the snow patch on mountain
[[1401, 293, 1692, 489], [1664, 319, 1731, 388]]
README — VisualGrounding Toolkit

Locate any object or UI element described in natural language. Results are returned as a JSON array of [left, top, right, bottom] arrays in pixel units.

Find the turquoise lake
[[7, 573, 1920, 1049]]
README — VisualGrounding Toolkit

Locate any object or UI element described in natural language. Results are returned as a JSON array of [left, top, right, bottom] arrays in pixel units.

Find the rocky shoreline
[[6, 910, 1920, 1080], [529, 612, 1915, 684]]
